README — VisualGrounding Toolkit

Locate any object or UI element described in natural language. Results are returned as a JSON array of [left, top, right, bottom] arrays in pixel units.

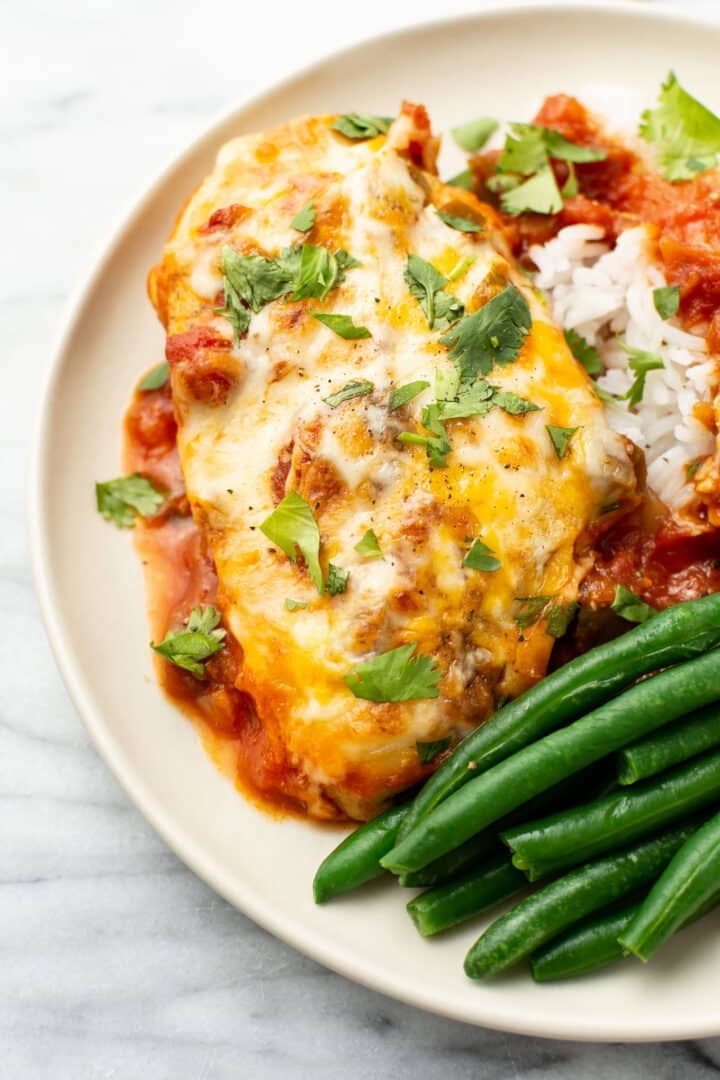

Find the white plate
[[29, 1, 720, 1042]]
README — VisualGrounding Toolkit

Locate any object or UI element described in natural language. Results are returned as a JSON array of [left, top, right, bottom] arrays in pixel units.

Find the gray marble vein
[[4, 0, 720, 1076]]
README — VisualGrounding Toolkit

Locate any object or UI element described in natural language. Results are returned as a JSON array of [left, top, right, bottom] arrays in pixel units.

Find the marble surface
[[5, 0, 720, 1075]]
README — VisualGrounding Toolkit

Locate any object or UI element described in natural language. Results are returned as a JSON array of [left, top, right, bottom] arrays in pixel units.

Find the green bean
[[382, 649, 720, 875], [396, 594, 720, 843], [464, 822, 697, 979], [407, 855, 527, 937], [313, 803, 407, 903], [531, 901, 641, 982], [617, 702, 720, 785], [398, 764, 613, 888], [399, 832, 499, 888], [619, 808, 720, 961], [503, 747, 720, 880], [531, 888, 720, 981]]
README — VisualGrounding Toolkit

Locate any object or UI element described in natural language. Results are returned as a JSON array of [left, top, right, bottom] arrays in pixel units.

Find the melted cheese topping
[[151, 105, 637, 819]]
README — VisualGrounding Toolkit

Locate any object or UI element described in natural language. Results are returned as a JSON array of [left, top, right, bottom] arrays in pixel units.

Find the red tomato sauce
[[124, 381, 317, 821], [473, 94, 720, 612]]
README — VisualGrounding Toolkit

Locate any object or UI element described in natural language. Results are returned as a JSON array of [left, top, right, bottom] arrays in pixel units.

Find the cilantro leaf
[[686, 459, 702, 480], [436, 210, 485, 234], [445, 168, 474, 190], [285, 598, 307, 611], [561, 162, 579, 198], [639, 72, 720, 181], [354, 529, 383, 559], [546, 601, 578, 638], [260, 492, 324, 593], [96, 474, 165, 528], [396, 427, 452, 469], [515, 595, 553, 629], [327, 564, 349, 596], [151, 605, 226, 679], [499, 124, 549, 175], [463, 538, 502, 572], [291, 202, 316, 232], [496, 124, 605, 215], [404, 254, 447, 329], [390, 380, 430, 410], [619, 342, 665, 407], [138, 362, 169, 391], [345, 644, 441, 702], [564, 329, 602, 375], [451, 117, 498, 153], [312, 313, 371, 339], [611, 585, 656, 624], [546, 425, 578, 460], [501, 165, 563, 216], [333, 114, 393, 140], [289, 244, 360, 302], [440, 285, 532, 380], [653, 285, 680, 320], [217, 245, 293, 341], [542, 130, 607, 164], [322, 379, 374, 407], [491, 389, 540, 415], [416, 737, 452, 764]]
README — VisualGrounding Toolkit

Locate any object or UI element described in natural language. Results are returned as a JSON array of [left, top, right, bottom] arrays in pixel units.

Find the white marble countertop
[[5, 0, 720, 1075]]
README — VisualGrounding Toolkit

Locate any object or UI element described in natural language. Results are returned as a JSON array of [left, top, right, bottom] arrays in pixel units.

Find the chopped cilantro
[[440, 285, 531, 381], [686, 459, 702, 480], [345, 644, 441, 702], [322, 380, 374, 407], [491, 389, 540, 415], [639, 72, 720, 181], [217, 245, 292, 340], [390, 380, 430, 410], [138, 361, 169, 391], [333, 114, 393, 140], [495, 123, 605, 215], [564, 329, 603, 376], [611, 585, 656, 624], [546, 601, 578, 638], [514, 595, 553, 629], [502, 166, 563, 216], [285, 598, 308, 611], [289, 244, 360, 302], [463, 538, 502, 572], [354, 528, 384, 559], [416, 736, 452, 764], [291, 202, 316, 232], [546, 425, 578, 460], [327, 564, 349, 596], [96, 474, 164, 528], [445, 168, 474, 190], [404, 254, 463, 331], [619, 342, 665, 407], [451, 117, 498, 153], [312, 313, 371, 339], [151, 606, 226, 679], [259, 492, 324, 594], [561, 162, 579, 198], [653, 285, 680, 320], [436, 210, 484, 233]]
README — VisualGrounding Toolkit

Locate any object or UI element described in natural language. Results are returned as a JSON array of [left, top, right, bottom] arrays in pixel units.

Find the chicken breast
[[149, 102, 638, 819]]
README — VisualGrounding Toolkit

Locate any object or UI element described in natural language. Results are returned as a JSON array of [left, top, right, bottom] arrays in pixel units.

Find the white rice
[[531, 224, 717, 512]]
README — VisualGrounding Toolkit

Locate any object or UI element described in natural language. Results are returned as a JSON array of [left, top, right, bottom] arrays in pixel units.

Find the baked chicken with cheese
[[147, 102, 638, 820]]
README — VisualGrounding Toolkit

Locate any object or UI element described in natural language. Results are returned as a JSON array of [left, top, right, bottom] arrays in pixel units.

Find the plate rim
[[28, 0, 720, 1042]]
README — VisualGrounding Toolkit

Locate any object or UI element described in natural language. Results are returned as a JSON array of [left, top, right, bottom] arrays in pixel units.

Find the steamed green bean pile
[[313, 593, 720, 983]]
